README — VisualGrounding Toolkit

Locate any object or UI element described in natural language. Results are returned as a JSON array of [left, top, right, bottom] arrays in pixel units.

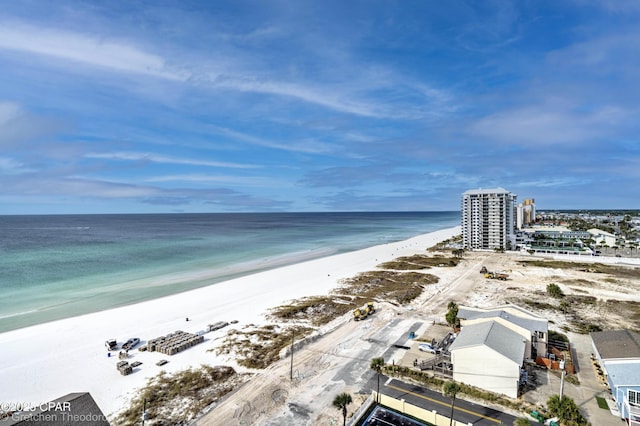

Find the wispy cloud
[[210, 125, 337, 154], [145, 174, 287, 187], [469, 104, 632, 145], [209, 75, 392, 118], [86, 152, 259, 169], [0, 173, 289, 210], [0, 101, 62, 147], [0, 156, 30, 174], [2, 2, 639, 212], [0, 22, 184, 80]]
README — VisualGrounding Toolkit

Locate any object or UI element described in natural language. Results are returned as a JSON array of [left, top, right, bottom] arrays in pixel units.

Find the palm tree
[[442, 380, 462, 426], [599, 242, 608, 254], [546, 394, 586, 424], [446, 301, 459, 328], [370, 357, 385, 403], [513, 417, 531, 426], [332, 392, 353, 426], [547, 394, 563, 415], [451, 248, 465, 259]]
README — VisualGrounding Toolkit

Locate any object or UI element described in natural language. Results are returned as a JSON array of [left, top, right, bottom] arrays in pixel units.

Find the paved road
[[366, 375, 529, 425]]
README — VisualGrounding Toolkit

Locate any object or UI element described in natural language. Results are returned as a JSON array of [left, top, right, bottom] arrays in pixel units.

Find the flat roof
[[463, 187, 512, 195], [591, 330, 640, 360]]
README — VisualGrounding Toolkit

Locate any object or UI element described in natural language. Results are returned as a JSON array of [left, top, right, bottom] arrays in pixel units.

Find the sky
[[1, 0, 639, 214]]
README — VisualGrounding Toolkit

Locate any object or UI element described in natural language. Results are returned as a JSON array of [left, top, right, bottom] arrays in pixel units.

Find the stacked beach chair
[[116, 360, 133, 375], [146, 330, 204, 355]]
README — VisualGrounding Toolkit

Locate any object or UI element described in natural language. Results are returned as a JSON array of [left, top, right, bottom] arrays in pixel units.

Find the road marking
[[385, 383, 503, 424]]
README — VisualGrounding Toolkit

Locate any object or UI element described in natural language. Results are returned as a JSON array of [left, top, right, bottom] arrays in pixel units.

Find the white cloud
[[211, 75, 388, 118], [0, 22, 455, 120], [470, 104, 631, 145], [0, 156, 30, 174], [0, 102, 21, 125], [211, 125, 336, 154], [0, 22, 185, 80], [145, 174, 286, 187], [0, 101, 62, 147], [86, 151, 259, 169]]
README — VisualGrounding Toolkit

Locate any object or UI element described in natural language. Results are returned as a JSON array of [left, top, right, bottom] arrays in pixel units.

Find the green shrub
[[547, 283, 564, 298]]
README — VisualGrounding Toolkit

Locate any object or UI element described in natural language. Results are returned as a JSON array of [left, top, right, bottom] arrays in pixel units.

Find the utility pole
[[559, 360, 566, 401], [290, 331, 294, 381]]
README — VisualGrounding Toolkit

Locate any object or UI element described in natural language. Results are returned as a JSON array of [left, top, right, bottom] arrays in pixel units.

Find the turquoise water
[[0, 212, 459, 332]]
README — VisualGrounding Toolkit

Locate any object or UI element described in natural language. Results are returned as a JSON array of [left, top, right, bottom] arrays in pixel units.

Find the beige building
[[461, 188, 517, 250], [516, 198, 536, 229]]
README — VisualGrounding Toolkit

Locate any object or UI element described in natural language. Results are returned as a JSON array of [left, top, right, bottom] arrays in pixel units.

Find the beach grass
[[378, 254, 460, 270], [336, 270, 439, 304], [228, 267, 442, 371], [270, 295, 356, 326], [427, 235, 462, 252], [113, 365, 248, 425], [214, 324, 314, 369]]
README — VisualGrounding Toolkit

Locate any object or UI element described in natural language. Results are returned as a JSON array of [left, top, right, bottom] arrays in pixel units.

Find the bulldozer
[[353, 307, 365, 321]]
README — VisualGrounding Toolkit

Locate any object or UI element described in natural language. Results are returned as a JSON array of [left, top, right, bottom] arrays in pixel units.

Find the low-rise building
[[519, 229, 593, 256], [449, 304, 549, 398], [588, 228, 617, 248], [457, 304, 548, 360], [591, 330, 640, 426], [449, 320, 525, 398]]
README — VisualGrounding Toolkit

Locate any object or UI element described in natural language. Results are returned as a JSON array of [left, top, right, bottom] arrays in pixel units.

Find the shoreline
[[0, 226, 460, 418], [0, 213, 459, 334]]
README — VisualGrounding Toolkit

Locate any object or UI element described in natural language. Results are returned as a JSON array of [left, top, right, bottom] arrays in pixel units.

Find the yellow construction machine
[[354, 302, 376, 321], [484, 271, 508, 280], [353, 307, 365, 321]]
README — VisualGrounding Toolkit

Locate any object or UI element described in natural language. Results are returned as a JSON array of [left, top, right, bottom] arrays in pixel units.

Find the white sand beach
[[0, 226, 460, 419]]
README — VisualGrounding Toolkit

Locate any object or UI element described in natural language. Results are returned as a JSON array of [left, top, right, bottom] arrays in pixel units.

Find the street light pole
[[559, 360, 566, 401]]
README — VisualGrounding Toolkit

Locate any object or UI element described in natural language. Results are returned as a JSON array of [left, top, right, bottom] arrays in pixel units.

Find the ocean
[[0, 212, 459, 332]]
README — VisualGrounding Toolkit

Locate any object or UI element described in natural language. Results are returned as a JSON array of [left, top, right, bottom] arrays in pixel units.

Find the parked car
[[122, 338, 140, 350], [105, 339, 118, 351], [418, 343, 437, 354]]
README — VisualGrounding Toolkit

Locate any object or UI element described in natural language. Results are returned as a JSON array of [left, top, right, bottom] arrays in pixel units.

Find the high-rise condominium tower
[[462, 187, 517, 250]]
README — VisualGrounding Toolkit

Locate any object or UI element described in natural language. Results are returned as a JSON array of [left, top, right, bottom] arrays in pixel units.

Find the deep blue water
[[0, 212, 459, 332]]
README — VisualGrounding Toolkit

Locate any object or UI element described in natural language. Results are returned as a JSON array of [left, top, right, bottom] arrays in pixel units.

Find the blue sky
[[1, 1, 639, 214]]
